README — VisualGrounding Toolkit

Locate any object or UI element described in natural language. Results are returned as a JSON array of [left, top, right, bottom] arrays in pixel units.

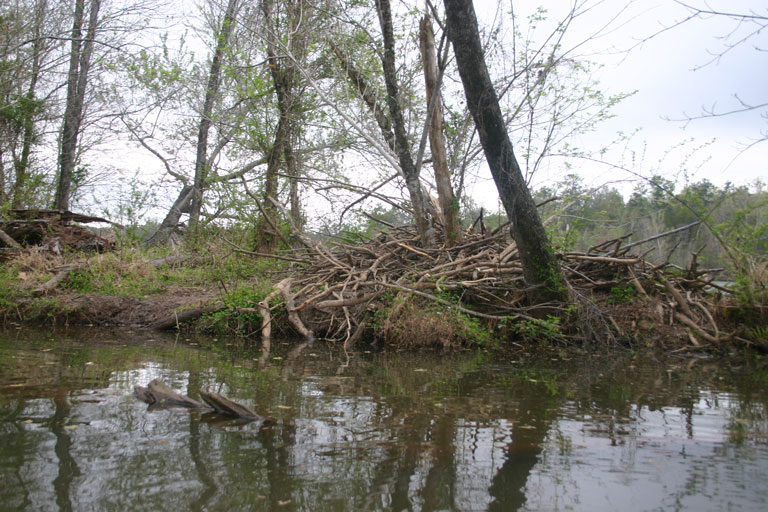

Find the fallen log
[[33, 263, 83, 296], [199, 390, 261, 421], [150, 303, 224, 330], [0, 225, 22, 249], [134, 379, 261, 421], [134, 379, 205, 408]]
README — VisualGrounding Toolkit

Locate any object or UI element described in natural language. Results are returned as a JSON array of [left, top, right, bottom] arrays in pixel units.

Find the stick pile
[[246, 222, 730, 349]]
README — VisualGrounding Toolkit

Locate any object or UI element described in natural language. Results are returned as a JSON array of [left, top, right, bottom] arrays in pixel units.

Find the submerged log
[[134, 379, 205, 408], [199, 390, 261, 421], [133, 379, 260, 421]]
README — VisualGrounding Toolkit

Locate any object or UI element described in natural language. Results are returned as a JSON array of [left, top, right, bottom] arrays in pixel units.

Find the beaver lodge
[[0, 209, 764, 353]]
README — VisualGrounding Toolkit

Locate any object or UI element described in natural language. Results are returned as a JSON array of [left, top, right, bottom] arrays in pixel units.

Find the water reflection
[[0, 328, 766, 511]]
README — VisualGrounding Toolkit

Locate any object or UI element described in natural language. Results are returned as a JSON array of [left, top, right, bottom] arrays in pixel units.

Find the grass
[[372, 290, 495, 349], [0, 238, 285, 326]]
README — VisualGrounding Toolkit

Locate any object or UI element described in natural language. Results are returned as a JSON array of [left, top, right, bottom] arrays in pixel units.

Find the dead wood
[[0, 226, 22, 249], [199, 390, 260, 421], [231, 219, 731, 350], [1, 209, 115, 252], [623, 221, 702, 250], [134, 379, 205, 408], [276, 278, 315, 342], [151, 303, 224, 330], [33, 263, 83, 296], [148, 255, 186, 268], [134, 379, 260, 421]]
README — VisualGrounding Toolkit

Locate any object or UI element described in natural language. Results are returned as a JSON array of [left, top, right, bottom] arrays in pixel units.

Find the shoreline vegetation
[[0, 209, 765, 355], [2, 0, 766, 358]]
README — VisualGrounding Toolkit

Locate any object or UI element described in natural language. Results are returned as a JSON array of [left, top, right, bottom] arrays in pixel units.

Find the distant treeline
[[526, 175, 767, 276]]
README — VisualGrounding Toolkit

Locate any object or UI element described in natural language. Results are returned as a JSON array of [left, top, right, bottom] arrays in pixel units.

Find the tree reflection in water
[[0, 328, 766, 511]]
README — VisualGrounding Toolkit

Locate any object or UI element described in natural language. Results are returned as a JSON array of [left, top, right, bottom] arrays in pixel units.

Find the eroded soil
[[16, 287, 217, 328]]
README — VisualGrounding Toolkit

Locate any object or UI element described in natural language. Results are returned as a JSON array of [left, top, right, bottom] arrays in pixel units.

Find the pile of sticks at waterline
[[228, 218, 730, 350]]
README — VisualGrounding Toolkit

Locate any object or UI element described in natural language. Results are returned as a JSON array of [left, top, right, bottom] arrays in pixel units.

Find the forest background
[[1, 0, 766, 281]]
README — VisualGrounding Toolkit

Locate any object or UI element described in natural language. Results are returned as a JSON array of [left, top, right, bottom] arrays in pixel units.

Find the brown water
[[0, 327, 766, 511]]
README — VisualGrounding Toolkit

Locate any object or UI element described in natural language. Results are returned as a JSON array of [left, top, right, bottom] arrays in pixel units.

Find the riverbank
[[1, 235, 765, 355]]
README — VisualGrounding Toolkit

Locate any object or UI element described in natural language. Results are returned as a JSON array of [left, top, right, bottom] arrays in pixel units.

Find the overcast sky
[[492, 0, 768, 194], [101, 0, 766, 218]]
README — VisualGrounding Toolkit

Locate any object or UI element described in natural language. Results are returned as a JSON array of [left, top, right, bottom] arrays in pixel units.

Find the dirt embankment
[[17, 289, 217, 328]]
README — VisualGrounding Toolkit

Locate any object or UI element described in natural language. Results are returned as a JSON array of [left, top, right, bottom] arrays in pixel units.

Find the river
[[0, 327, 766, 511]]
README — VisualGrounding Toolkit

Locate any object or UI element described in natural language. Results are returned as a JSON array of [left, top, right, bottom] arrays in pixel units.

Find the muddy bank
[[11, 289, 217, 328]]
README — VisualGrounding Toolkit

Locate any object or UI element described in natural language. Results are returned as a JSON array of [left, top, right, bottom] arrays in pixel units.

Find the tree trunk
[[286, 143, 303, 230], [254, 117, 285, 253], [12, 0, 46, 209], [145, 0, 238, 246], [55, 0, 100, 211], [144, 184, 194, 246], [254, 0, 307, 252], [374, 0, 435, 248], [444, 0, 568, 303], [188, 0, 239, 230], [419, 15, 461, 247]]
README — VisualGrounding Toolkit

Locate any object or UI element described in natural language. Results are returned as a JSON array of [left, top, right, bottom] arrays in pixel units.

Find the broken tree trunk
[[134, 379, 261, 421], [134, 379, 205, 408], [199, 390, 260, 421], [420, 14, 461, 247]]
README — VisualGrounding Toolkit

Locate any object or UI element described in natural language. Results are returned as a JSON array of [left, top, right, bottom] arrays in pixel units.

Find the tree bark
[[13, 0, 47, 209], [419, 15, 461, 247], [374, 0, 435, 248], [444, 0, 567, 303], [188, 0, 239, 230], [254, 0, 289, 253], [254, 0, 307, 252], [144, 184, 194, 246], [55, 0, 100, 211]]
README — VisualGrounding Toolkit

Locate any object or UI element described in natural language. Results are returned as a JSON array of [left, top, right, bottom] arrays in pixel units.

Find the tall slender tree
[[419, 14, 461, 247], [188, 0, 239, 230], [444, 0, 568, 302], [146, 0, 240, 245], [374, 0, 435, 247], [55, 0, 101, 211]]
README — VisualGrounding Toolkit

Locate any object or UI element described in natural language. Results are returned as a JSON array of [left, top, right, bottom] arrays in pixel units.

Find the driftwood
[[199, 390, 260, 421], [134, 378, 261, 421], [134, 379, 205, 408], [237, 216, 730, 349]]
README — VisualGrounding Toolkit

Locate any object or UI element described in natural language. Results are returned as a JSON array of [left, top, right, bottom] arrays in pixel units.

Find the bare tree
[[54, 0, 101, 211], [444, 0, 568, 302], [658, 1, 768, 147], [419, 14, 461, 247], [374, 0, 435, 247]]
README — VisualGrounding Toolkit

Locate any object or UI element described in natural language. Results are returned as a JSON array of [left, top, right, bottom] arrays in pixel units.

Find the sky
[[96, 0, 767, 220], [495, 0, 768, 196]]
